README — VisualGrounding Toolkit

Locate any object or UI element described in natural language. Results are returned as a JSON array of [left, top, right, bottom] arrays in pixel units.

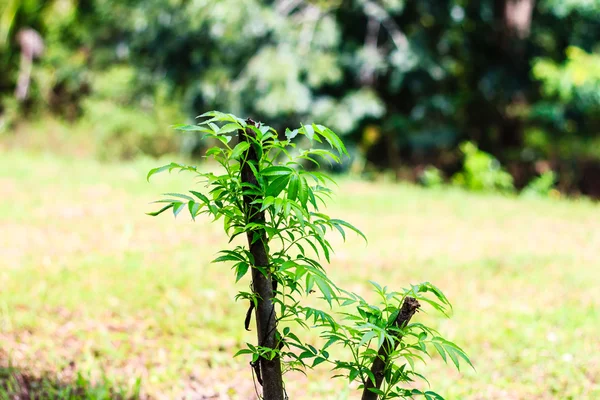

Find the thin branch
[[361, 297, 421, 400]]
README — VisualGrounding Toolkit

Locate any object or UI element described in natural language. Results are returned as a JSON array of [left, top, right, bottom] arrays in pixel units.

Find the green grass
[[0, 149, 599, 399], [0, 364, 140, 400]]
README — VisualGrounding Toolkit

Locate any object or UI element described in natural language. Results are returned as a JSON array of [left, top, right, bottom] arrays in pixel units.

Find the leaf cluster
[[148, 111, 472, 399]]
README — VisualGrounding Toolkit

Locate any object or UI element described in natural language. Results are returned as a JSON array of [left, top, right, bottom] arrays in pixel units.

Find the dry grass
[[0, 150, 599, 399]]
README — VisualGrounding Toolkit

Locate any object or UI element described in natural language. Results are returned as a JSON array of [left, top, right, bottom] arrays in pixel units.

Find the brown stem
[[361, 297, 421, 400], [239, 119, 284, 400]]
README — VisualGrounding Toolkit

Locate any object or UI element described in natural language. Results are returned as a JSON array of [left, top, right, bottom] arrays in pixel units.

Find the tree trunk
[[494, 0, 536, 150], [361, 297, 420, 400], [239, 119, 285, 400]]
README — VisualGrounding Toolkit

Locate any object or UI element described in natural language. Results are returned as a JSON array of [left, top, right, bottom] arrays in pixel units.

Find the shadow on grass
[[0, 365, 142, 400]]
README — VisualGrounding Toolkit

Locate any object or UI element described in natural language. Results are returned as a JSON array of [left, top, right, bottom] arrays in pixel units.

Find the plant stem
[[361, 297, 420, 400], [240, 119, 284, 400]]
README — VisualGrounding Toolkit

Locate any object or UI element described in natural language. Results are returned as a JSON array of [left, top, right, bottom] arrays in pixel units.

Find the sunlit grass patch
[[0, 150, 599, 399]]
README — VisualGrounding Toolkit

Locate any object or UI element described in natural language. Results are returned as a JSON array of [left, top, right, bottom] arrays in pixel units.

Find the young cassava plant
[[147, 111, 472, 399]]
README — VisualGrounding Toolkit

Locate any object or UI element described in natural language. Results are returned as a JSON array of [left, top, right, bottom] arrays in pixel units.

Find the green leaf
[[235, 262, 249, 282], [423, 391, 444, 400], [331, 222, 345, 240], [303, 124, 314, 141], [266, 175, 290, 198], [215, 135, 232, 145], [314, 277, 334, 306], [305, 273, 315, 294], [146, 164, 171, 181], [163, 192, 194, 201], [146, 203, 174, 216], [218, 123, 241, 134], [172, 202, 185, 217], [188, 201, 200, 221], [446, 347, 460, 370], [213, 251, 245, 263], [367, 388, 385, 396], [287, 174, 299, 201], [233, 348, 254, 357], [230, 141, 250, 160], [206, 147, 222, 157], [312, 357, 327, 367], [358, 330, 378, 347], [298, 177, 309, 207], [372, 282, 386, 296], [405, 354, 416, 370], [172, 124, 211, 133], [314, 234, 331, 262], [317, 126, 348, 156], [213, 255, 242, 263], [285, 128, 299, 140], [262, 166, 294, 176], [330, 219, 367, 242], [422, 282, 453, 309], [273, 197, 284, 215], [433, 342, 447, 363], [259, 196, 275, 212], [308, 189, 318, 209], [444, 340, 474, 371], [364, 369, 377, 386], [190, 190, 210, 204]]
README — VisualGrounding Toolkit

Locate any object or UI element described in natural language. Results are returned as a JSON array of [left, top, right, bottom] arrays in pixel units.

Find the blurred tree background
[[1, 0, 599, 196]]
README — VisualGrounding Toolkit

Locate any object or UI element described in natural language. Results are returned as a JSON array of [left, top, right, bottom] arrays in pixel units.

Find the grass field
[[1, 149, 599, 399]]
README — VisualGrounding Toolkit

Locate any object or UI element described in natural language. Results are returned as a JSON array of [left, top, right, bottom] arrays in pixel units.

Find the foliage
[[147, 112, 471, 398], [451, 142, 514, 193], [2, 1, 600, 193], [0, 95, 19, 133], [418, 166, 444, 188], [0, 365, 141, 400], [2, 150, 599, 398], [521, 171, 557, 198], [1, 0, 94, 115], [533, 47, 600, 110], [82, 66, 183, 160]]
